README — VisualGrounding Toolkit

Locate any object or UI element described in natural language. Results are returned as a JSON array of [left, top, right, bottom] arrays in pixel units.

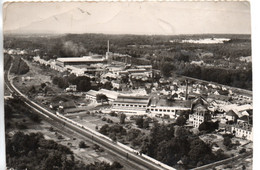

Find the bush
[[15, 122, 27, 129], [135, 117, 144, 128], [223, 136, 232, 147], [198, 121, 219, 133], [107, 119, 113, 123], [120, 113, 126, 124], [79, 141, 88, 148], [175, 116, 187, 126], [102, 117, 107, 121], [49, 127, 54, 131], [109, 112, 117, 117], [239, 148, 246, 154], [111, 161, 123, 169]]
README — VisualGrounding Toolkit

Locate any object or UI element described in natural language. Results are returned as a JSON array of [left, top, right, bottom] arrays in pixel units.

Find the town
[[4, 36, 253, 169]]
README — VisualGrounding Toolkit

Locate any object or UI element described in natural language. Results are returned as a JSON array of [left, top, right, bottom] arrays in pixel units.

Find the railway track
[[4, 62, 172, 170]]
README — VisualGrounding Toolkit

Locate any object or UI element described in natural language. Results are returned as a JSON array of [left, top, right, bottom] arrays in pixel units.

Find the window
[[159, 109, 162, 112], [130, 105, 133, 107], [163, 109, 166, 112], [155, 109, 158, 111], [122, 104, 125, 106], [139, 105, 142, 107], [134, 105, 137, 107], [151, 109, 154, 111], [143, 105, 146, 108], [171, 110, 175, 112], [118, 104, 121, 106], [167, 110, 170, 112], [126, 104, 129, 106]]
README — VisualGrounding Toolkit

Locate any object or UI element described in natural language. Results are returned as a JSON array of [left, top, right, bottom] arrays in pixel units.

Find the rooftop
[[99, 89, 119, 100], [57, 56, 105, 63], [114, 95, 150, 104], [149, 98, 191, 108], [226, 110, 238, 117]]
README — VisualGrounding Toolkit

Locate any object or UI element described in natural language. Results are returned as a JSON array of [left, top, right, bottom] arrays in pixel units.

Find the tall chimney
[[185, 80, 188, 100], [107, 40, 109, 53]]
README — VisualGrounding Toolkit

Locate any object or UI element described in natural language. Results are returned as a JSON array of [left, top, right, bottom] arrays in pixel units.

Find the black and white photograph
[[2, 1, 254, 170]]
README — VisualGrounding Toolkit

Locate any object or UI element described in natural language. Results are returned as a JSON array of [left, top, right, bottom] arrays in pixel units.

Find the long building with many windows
[[112, 95, 150, 114]]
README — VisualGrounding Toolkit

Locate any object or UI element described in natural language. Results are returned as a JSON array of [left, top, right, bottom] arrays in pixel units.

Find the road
[[4, 62, 172, 170]]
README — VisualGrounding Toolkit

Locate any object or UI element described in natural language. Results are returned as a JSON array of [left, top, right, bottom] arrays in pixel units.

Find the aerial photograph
[[3, 1, 252, 170]]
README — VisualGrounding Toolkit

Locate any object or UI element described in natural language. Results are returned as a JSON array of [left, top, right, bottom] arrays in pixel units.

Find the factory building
[[56, 55, 106, 67], [112, 95, 150, 114]]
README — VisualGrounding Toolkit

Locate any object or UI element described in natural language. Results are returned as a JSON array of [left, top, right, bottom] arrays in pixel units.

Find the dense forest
[[99, 122, 227, 169], [4, 33, 252, 90]]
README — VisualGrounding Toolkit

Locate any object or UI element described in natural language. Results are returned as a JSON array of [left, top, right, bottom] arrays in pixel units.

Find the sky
[[3, 1, 251, 35]]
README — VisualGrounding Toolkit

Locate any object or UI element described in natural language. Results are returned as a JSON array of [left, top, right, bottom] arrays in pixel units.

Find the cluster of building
[[32, 41, 153, 88], [188, 96, 253, 141], [30, 41, 253, 141]]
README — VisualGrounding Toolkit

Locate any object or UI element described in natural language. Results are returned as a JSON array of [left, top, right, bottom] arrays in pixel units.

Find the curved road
[[5, 62, 172, 170]]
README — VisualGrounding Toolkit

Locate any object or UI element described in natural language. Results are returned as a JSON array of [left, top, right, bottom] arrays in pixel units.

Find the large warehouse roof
[[57, 56, 105, 63]]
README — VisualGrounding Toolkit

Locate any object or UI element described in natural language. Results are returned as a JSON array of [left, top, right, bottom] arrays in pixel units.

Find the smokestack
[[107, 40, 109, 53], [185, 80, 188, 100]]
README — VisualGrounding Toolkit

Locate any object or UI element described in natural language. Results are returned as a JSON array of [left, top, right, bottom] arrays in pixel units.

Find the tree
[[96, 94, 108, 105], [52, 76, 60, 85], [77, 79, 91, 92], [120, 113, 126, 124], [198, 121, 219, 133], [41, 83, 46, 88], [161, 63, 174, 77], [99, 124, 109, 136], [102, 82, 113, 90], [175, 116, 186, 126], [136, 117, 144, 128], [127, 129, 141, 141], [188, 138, 212, 163], [28, 85, 36, 94], [109, 133, 117, 142], [111, 161, 123, 169], [79, 141, 87, 148], [143, 119, 150, 129], [223, 136, 232, 148], [174, 126, 190, 138]]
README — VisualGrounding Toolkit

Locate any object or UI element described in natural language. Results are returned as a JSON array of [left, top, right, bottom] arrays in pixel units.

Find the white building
[[189, 98, 212, 128], [112, 95, 149, 115], [85, 89, 119, 102], [231, 124, 253, 141], [147, 97, 191, 118]]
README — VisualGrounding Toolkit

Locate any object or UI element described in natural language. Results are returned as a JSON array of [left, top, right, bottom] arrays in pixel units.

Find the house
[[231, 123, 253, 141], [189, 97, 211, 128], [225, 110, 238, 122], [66, 85, 77, 92], [59, 101, 76, 110], [111, 80, 121, 89], [189, 111, 211, 128], [237, 115, 251, 124]]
